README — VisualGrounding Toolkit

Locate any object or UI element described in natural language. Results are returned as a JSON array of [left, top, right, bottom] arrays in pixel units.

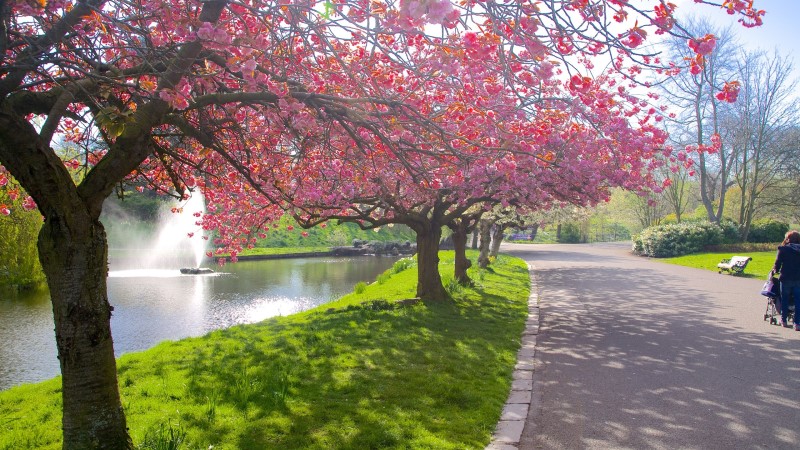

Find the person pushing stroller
[[773, 230, 800, 329]]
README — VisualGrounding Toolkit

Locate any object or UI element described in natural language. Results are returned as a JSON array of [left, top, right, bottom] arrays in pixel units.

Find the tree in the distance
[[659, 19, 741, 224], [724, 49, 798, 241]]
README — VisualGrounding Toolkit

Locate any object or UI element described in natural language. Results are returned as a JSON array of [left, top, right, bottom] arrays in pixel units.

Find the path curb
[[485, 264, 539, 450]]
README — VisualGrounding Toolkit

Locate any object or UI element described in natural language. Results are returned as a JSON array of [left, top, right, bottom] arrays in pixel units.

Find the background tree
[[660, 19, 740, 223], [0, 183, 43, 288], [771, 125, 800, 224], [724, 49, 798, 241]]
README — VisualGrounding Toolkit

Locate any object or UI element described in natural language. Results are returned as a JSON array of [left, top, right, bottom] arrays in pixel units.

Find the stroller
[[762, 271, 794, 325]]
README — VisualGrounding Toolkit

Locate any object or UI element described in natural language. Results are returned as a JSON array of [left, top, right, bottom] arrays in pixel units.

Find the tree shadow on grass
[[117, 269, 528, 450]]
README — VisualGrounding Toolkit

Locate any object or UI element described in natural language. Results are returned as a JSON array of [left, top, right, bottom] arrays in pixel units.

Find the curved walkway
[[488, 242, 800, 450]]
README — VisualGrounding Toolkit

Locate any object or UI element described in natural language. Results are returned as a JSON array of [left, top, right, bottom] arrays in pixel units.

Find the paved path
[[491, 242, 800, 450]]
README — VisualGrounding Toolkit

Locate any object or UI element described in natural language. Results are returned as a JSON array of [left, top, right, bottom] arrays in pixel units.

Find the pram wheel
[[764, 314, 769, 321], [771, 317, 778, 325]]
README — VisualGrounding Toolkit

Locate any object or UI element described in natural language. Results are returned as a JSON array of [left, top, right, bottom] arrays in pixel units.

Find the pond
[[0, 255, 400, 391]]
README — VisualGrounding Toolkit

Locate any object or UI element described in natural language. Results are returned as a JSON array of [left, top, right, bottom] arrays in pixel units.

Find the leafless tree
[[659, 18, 741, 223], [724, 49, 799, 240]]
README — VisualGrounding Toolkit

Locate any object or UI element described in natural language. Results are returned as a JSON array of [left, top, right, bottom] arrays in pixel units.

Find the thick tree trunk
[[489, 225, 504, 258], [0, 108, 133, 449], [415, 225, 449, 300], [39, 217, 132, 449], [450, 223, 471, 284], [477, 219, 492, 269]]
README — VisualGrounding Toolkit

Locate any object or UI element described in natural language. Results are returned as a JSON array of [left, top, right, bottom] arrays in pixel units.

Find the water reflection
[[0, 256, 398, 390]]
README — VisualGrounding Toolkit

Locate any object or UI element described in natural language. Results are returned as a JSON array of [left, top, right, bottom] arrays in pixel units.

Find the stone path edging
[[485, 264, 539, 450]]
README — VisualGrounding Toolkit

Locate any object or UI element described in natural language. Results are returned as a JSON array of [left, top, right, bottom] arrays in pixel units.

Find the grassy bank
[[0, 252, 530, 450], [233, 246, 331, 257], [660, 251, 777, 279]]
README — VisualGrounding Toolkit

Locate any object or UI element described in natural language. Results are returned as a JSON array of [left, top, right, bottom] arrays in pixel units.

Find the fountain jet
[[137, 191, 212, 274]]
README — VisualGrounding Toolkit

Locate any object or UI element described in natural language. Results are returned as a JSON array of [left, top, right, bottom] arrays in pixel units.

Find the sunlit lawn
[[0, 251, 530, 450], [660, 251, 776, 279]]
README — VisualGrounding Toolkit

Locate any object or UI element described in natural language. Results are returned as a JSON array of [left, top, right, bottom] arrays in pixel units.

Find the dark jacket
[[774, 243, 800, 282]]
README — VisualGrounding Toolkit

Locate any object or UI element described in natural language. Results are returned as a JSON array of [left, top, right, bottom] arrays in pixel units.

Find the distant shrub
[[443, 276, 464, 296], [557, 223, 582, 244], [632, 221, 735, 258], [0, 190, 45, 288], [354, 281, 367, 294], [376, 271, 391, 285], [718, 220, 741, 244], [391, 257, 416, 274], [748, 219, 789, 243]]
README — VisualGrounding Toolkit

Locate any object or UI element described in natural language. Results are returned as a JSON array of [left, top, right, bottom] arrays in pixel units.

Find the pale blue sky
[[675, 0, 798, 63]]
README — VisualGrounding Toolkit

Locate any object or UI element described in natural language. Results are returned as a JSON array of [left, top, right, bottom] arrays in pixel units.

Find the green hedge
[[557, 223, 582, 243], [632, 221, 738, 258], [747, 219, 788, 243]]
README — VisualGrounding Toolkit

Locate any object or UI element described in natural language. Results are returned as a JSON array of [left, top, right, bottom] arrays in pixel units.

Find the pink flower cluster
[[399, 0, 459, 26]]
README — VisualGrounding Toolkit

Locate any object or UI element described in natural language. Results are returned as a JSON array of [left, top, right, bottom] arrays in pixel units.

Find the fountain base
[[180, 267, 215, 275]]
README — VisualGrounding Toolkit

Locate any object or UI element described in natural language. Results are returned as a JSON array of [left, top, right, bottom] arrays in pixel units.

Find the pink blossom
[[426, 0, 454, 24], [688, 34, 716, 56], [22, 197, 36, 210]]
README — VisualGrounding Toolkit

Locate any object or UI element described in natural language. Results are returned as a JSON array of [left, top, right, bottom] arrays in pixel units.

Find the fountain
[[172, 192, 213, 275], [180, 267, 215, 275], [118, 190, 214, 276]]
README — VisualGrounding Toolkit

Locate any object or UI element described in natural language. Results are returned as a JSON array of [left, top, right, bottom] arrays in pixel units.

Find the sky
[[674, 0, 798, 65]]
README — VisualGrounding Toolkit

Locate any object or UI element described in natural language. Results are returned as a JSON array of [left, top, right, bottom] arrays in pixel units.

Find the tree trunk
[[39, 215, 132, 449], [477, 219, 492, 269], [0, 108, 133, 449], [489, 225, 504, 258], [528, 224, 539, 241], [414, 225, 449, 300], [471, 228, 479, 249], [450, 222, 471, 284]]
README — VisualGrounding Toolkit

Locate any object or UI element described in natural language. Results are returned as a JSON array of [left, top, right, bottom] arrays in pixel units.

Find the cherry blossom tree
[[0, 0, 763, 447], [283, 65, 673, 298]]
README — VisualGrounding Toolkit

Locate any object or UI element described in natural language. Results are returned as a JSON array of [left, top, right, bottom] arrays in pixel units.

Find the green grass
[[0, 251, 530, 450], [660, 251, 777, 279]]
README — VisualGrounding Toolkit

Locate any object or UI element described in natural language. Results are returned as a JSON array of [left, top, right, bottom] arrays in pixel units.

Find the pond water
[[0, 256, 399, 391]]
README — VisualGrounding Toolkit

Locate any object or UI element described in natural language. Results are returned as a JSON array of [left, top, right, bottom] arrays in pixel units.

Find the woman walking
[[773, 230, 800, 329]]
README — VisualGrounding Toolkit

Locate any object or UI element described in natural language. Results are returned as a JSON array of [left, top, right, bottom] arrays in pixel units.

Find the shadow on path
[[504, 243, 800, 450]]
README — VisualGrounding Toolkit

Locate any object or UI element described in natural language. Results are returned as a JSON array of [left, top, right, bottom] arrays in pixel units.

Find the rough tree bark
[[40, 216, 132, 449], [412, 223, 449, 300], [477, 219, 492, 269], [449, 220, 472, 284]]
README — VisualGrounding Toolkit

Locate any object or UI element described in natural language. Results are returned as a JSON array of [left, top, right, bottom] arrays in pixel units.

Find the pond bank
[[0, 252, 530, 449], [215, 242, 416, 262]]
